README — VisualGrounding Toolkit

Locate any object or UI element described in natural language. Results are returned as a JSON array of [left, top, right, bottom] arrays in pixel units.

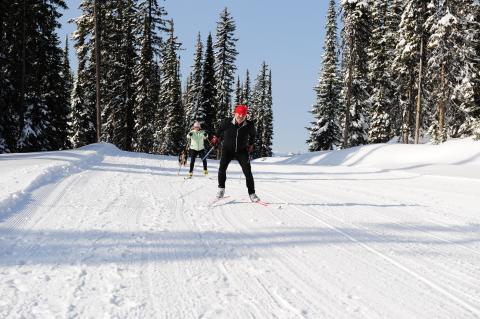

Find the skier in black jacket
[[210, 104, 260, 202]]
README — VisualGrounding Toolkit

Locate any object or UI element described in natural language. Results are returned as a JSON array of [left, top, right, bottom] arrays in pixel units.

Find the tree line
[[0, 1, 274, 158], [308, 0, 480, 151]]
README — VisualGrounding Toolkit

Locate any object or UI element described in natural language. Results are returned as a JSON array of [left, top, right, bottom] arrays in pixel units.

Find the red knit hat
[[235, 105, 248, 116]]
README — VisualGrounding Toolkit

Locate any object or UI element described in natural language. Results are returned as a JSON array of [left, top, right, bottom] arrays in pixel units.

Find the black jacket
[[217, 118, 256, 152]]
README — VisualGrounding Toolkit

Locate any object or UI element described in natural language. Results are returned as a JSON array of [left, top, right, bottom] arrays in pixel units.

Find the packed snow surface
[[1, 139, 479, 318]]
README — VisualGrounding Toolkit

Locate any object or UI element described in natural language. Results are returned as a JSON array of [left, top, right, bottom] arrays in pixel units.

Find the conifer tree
[[340, 0, 371, 148], [57, 36, 74, 149], [15, 1, 67, 151], [455, 0, 480, 140], [199, 33, 217, 136], [214, 7, 238, 129], [262, 70, 274, 157], [157, 20, 184, 155], [101, 0, 137, 151], [392, 0, 432, 143], [0, 3, 13, 153], [242, 70, 251, 106], [251, 62, 269, 158], [386, 0, 403, 136], [183, 73, 194, 131], [367, 0, 393, 143], [133, 0, 166, 153], [307, 0, 341, 151], [189, 33, 205, 128], [70, 0, 97, 148], [235, 76, 242, 105]]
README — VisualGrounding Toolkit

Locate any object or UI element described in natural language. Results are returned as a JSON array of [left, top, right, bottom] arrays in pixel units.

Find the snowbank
[[0, 143, 118, 214], [260, 138, 480, 178]]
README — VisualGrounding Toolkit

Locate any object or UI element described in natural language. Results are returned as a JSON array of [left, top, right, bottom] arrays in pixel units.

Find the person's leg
[[218, 150, 232, 189], [236, 151, 255, 194], [189, 149, 197, 173]]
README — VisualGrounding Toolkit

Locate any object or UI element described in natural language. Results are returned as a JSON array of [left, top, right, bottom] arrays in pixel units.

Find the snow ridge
[[0, 143, 117, 215]]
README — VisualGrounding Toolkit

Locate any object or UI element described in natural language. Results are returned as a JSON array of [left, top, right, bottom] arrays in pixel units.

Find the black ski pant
[[218, 149, 255, 195], [189, 149, 207, 172]]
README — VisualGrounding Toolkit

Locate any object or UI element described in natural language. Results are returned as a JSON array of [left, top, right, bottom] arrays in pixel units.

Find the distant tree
[[392, 0, 432, 143], [241, 69, 251, 106], [157, 20, 184, 155], [251, 62, 273, 158], [198, 33, 217, 137], [340, 0, 371, 148], [100, 0, 137, 151], [234, 76, 242, 105], [367, 0, 393, 143], [133, 0, 166, 153], [57, 36, 74, 149], [307, 0, 341, 151], [262, 69, 274, 157], [9, 0, 68, 152], [189, 33, 205, 128], [214, 7, 238, 129]]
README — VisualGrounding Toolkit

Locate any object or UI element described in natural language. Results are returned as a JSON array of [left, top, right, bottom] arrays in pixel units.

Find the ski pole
[[201, 146, 215, 161]]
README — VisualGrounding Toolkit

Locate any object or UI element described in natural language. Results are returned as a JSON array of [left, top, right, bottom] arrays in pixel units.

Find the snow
[[1, 139, 480, 318]]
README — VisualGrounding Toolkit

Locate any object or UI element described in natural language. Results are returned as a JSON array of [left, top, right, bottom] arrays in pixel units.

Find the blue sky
[[59, 0, 330, 154]]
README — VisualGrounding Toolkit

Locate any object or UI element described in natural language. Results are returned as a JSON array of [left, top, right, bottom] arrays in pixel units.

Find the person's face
[[234, 112, 247, 123], [193, 126, 200, 131]]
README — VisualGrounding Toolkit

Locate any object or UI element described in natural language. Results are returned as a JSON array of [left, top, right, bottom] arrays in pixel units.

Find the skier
[[186, 121, 209, 177], [210, 104, 260, 202]]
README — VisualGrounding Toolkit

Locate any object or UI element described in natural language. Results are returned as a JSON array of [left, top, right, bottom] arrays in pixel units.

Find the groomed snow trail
[[1, 144, 479, 318]]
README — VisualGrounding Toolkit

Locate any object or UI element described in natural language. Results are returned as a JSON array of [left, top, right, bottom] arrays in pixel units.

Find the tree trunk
[[18, 0, 26, 150], [342, 35, 354, 148], [414, 0, 426, 144], [94, 0, 101, 142], [438, 62, 446, 139]]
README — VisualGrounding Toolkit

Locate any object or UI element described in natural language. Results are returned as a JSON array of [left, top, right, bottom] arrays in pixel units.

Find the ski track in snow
[[0, 144, 479, 318]]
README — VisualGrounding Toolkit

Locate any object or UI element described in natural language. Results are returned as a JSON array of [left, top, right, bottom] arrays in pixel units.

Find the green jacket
[[187, 130, 208, 151]]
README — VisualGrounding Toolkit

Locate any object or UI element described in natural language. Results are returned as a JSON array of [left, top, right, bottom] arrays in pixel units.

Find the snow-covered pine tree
[[17, 0, 67, 152], [57, 36, 74, 150], [199, 33, 217, 137], [251, 62, 268, 158], [214, 7, 238, 129], [392, 0, 432, 143], [183, 73, 194, 132], [234, 76, 242, 105], [425, 1, 465, 143], [241, 69, 251, 106], [386, 0, 403, 137], [367, 0, 393, 143], [157, 20, 184, 155], [471, 1, 480, 139], [0, 3, 12, 153], [340, 0, 371, 148], [70, 0, 97, 148], [133, 0, 166, 153], [189, 33, 205, 128], [307, 0, 341, 151], [262, 69, 273, 157], [456, 0, 480, 140], [101, 0, 137, 151]]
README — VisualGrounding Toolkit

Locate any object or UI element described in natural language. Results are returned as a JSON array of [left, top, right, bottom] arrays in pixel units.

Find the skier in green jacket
[[187, 121, 209, 177]]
